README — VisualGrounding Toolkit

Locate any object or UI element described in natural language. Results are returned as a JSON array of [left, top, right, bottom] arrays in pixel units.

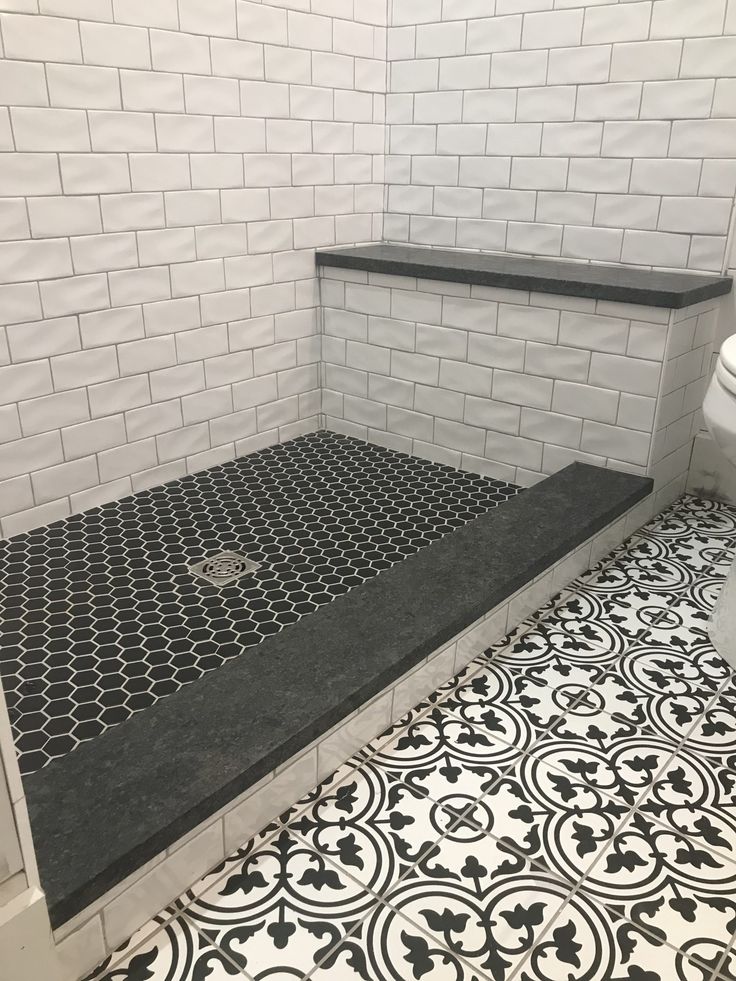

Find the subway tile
[[0, 361, 53, 407], [581, 419, 651, 466], [438, 358, 491, 396], [589, 352, 661, 396], [583, 2, 651, 45], [493, 369, 553, 410], [610, 40, 682, 81], [552, 380, 620, 424], [497, 303, 559, 343], [468, 333, 524, 371], [524, 341, 591, 382], [31, 456, 99, 505], [520, 407, 582, 449], [548, 44, 611, 85], [2, 14, 82, 62], [0, 431, 63, 482], [8, 316, 80, 362]]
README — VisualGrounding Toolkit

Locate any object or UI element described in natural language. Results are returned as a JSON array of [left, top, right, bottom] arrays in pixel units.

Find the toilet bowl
[[702, 334, 736, 668]]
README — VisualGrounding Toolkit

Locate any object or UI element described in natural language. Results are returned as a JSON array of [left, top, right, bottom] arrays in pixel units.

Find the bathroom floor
[[0, 431, 517, 776], [86, 494, 736, 981]]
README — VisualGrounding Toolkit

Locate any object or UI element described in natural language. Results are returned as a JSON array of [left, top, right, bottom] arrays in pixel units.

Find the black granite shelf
[[25, 461, 651, 929], [316, 244, 732, 309]]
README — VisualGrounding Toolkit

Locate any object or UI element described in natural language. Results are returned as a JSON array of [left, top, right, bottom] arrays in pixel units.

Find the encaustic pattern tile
[[638, 748, 736, 865], [678, 677, 736, 770], [529, 707, 680, 808], [516, 890, 728, 981], [616, 639, 730, 697], [182, 828, 379, 980], [486, 619, 620, 671], [363, 706, 525, 807], [571, 670, 716, 747], [309, 905, 489, 981], [439, 661, 585, 755], [672, 497, 736, 540], [538, 568, 681, 652], [379, 825, 574, 981], [576, 810, 736, 970], [287, 758, 462, 897], [459, 751, 630, 885], [640, 593, 723, 655]]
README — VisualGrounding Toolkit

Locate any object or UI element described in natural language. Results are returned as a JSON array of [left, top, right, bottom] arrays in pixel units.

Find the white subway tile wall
[[385, 0, 736, 273], [2, 0, 736, 540], [320, 266, 721, 510], [0, 0, 388, 539]]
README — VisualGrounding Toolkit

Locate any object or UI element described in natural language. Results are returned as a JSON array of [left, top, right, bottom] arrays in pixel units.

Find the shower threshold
[[0, 433, 651, 947]]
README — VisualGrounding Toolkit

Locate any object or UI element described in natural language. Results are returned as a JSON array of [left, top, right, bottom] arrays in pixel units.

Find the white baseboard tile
[[315, 691, 394, 783], [55, 914, 106, 981], [223, 750, 320, 857]]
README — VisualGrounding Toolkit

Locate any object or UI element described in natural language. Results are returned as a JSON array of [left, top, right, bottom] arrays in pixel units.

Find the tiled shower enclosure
[[2, 0, 736, 538], [0, 1, 736, 980]]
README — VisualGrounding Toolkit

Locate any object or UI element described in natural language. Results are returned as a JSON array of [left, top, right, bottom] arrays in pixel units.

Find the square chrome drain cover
[[189, 551, 261, 586]]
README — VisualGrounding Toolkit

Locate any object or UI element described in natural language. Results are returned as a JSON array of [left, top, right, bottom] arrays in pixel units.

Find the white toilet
[[702, 334, 736, 668]]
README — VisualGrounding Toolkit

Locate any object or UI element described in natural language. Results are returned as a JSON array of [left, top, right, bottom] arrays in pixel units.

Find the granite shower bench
[[316, 244, 732, 513]]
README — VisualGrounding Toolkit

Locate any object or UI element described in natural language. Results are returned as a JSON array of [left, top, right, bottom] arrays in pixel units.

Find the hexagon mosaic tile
[[0, 431, 518, 777]]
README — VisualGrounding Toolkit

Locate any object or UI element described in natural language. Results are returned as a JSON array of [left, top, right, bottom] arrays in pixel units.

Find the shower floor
[[85, 495, 736, 981], [0, 431, 518, 776]]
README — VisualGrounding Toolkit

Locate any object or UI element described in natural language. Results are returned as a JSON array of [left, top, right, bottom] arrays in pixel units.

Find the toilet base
[[710, 554, 736, 670]]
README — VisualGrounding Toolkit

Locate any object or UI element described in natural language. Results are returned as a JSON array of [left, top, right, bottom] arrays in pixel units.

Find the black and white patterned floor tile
[[287, 758, 463, 896], [635, 519, 734, 576], [672, 496, 736, 540], [536, 569, 678, 654], [456, 751, 631, 884], [640, 592, 717, 652], [360, 706, 525, 806], [571, 670, 718, 746], [182, 827, 381, 980], [439, 657, 599, 753], [377, 826, 575, 981], [485, 619, 620, 671], [350, 668, 485, 770], [617, 638, 730, 696], [576, 809, 736, 972], [638, 747, 736, 866], [517, 890, 732, 981], [678, 677, 736, 773], [528, 707, 681, 808], [548, 501, 734, 643]]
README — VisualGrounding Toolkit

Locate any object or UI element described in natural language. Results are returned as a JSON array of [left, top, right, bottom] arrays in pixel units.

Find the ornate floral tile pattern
[[88, 494, 736, 981]]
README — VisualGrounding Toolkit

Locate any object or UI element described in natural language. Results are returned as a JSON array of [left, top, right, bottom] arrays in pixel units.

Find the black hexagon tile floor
[[86, 493, 736, 981], [0, 431, 518, 775]]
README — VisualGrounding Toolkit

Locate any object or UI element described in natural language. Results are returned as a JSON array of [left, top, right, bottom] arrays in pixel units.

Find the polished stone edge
[[316, 245, 732, 309], [25, 463, 652, 928]]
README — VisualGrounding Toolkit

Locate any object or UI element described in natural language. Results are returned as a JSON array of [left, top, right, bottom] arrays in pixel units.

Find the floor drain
[[189, 551, 261, 586]]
